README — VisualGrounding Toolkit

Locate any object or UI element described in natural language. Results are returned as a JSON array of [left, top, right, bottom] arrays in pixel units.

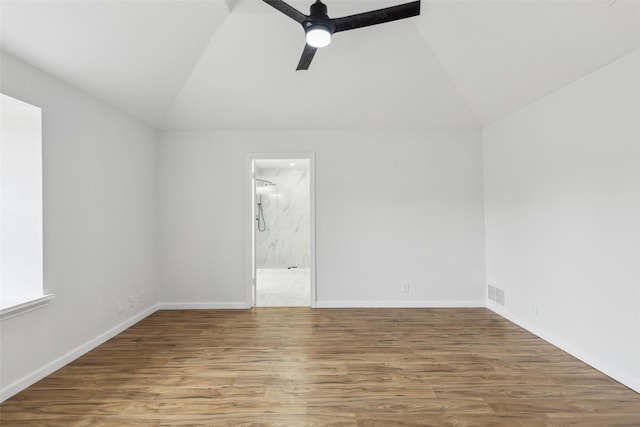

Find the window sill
[[0, 294, 55, 321]]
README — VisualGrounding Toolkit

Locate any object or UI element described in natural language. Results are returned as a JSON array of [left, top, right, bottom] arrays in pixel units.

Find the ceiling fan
[[262, 0, 421, 70]]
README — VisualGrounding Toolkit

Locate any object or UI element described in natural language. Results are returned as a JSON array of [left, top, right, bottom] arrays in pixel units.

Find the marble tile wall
[[255, 167, 310, 269]]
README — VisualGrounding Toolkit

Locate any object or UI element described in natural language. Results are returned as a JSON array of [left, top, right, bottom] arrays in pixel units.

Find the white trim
[[0, 294, 55, 321], [308, 155, 317, 308], [245, 154, 254, 308], [245, 153, 317, 308], [315, 300, 486, 308], [487, 300, 640, 394], [0, 304, 158, 402], [157, 302, 247, 310]]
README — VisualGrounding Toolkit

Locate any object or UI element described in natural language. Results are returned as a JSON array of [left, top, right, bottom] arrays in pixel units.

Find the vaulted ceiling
[[2, 0, 639, 130]]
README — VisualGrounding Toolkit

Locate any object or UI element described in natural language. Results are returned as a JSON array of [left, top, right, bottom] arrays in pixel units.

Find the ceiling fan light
[[305, 26, 331, 48]]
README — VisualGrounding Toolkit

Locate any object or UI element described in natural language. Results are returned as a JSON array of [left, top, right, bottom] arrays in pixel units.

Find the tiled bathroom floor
[[256, 268, 310, 307]]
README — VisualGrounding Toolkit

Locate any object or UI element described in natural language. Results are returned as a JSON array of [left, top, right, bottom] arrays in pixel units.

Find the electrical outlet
[[401, 282, 410, 293], [533, 303, 538, 316], [117, 300, 124, 313], [128, 295, 135, 307]]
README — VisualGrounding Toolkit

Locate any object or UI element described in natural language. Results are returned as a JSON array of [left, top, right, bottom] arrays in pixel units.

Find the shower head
[[256, 178, 276, 186]]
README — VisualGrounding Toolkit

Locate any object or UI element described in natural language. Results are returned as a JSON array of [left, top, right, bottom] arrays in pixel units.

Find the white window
[[0, 93, 52, 320]]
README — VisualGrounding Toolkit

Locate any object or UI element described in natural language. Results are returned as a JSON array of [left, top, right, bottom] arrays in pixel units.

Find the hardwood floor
[[1, 308, 639, 426]]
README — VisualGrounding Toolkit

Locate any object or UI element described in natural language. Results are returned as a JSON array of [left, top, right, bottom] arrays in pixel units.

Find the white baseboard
[[487, 300, 640, 394], [157, 302, 247, 310], [315, 300, 486, 308], [0, 304, 159, 402]]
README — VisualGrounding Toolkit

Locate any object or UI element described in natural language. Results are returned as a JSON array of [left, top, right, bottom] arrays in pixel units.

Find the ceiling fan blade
[[296, 44, 317, 70], [332, 1, 420, 33], [262, 0, 307, 24]]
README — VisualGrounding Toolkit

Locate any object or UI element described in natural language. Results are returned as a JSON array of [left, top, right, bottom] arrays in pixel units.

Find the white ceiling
[[1, 0, 639, 130]]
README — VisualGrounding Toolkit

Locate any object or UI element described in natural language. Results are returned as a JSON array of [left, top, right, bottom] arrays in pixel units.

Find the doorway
[[246, 154, 315, 307]]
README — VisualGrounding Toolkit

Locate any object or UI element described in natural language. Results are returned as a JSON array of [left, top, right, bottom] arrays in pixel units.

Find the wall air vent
[[488, 284, 505, 305], [488, 284, 497, 301]]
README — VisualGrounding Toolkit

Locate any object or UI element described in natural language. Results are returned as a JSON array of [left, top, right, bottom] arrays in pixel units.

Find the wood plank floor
[[1, 308, 639, 426]]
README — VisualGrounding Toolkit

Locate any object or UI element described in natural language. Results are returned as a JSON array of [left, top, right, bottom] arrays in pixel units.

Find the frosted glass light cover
[[306, 28, 331, 48]]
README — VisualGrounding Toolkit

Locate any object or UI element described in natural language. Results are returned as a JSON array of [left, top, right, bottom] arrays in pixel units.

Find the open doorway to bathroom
[[247, 155, 315, 307]]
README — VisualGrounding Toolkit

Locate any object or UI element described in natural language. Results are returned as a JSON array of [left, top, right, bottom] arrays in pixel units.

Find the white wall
[[0, 53, 158, 399], [158, 129, 486, 307], [256, 167, 310, 269], [483, 49, 640, 392]]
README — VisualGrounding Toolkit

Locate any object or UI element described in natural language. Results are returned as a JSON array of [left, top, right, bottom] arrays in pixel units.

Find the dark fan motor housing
[[263, 0, 421, 70]]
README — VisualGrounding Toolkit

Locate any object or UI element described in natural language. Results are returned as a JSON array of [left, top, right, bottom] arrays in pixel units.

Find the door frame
[[244, 153, 316, 308]]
